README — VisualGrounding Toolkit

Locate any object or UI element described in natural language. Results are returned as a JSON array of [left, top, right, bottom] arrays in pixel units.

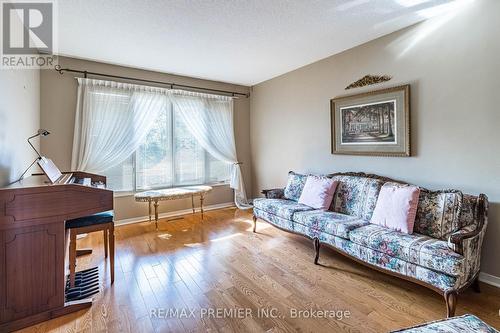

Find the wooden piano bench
[[66, 211, 115, 288]]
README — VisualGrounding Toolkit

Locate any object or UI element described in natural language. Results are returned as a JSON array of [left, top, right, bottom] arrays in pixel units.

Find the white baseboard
[[479, 272, 500, 288], [115, 202, 235, 226]]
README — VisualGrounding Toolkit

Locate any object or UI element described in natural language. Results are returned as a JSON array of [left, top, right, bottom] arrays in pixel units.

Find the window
[[105, 102, 230, 192]]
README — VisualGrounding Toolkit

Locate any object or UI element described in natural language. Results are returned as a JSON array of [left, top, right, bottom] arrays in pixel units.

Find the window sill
[[112, 182, 231, 198]]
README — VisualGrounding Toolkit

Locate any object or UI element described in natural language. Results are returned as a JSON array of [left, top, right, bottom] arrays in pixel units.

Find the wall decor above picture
[[330, 85, 410, 157], [345, 74, 392, 90]]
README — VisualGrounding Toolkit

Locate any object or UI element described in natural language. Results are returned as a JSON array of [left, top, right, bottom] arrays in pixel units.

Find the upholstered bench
[[134, 185, 212, 229], [66, 211, 115, 229], [66, 211, 115, 288]]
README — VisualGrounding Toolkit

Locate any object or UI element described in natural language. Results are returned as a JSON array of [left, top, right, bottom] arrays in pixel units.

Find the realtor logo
[[1, 0, 57, 69]]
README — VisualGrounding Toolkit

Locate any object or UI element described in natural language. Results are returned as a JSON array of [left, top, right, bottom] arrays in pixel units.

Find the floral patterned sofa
[[252, 172, 488, 318], [391, 314, 498, 333]]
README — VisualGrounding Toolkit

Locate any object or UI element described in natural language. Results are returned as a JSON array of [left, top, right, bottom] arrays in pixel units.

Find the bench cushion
[[253, 198, 313, 220], [349, 224, 464, 276], [293, 210, 369, 239], [66, 211, 114, 229]]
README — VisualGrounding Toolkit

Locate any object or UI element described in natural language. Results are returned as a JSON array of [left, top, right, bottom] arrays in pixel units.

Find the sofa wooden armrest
[[448, 193, 488, 255], [261, 188, 285, 199]]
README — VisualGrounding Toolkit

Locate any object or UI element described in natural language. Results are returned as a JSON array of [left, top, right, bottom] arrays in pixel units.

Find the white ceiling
[[57, 0, 457, 86]]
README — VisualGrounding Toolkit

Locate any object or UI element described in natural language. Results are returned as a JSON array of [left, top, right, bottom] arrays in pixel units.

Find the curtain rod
[[54, 65, 249, 98]]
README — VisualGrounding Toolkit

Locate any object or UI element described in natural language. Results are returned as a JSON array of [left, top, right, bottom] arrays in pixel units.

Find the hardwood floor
[[18, 208, 500, 332]]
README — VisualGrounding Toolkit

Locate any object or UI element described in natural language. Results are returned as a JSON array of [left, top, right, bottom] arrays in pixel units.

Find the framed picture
[[330, 85, 410, 156]]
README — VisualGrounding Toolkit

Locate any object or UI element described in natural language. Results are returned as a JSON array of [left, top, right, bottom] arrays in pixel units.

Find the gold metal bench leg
[[154, 200, 159, 230], [148, 200, 152, 223], [200, 194, 204, 220]]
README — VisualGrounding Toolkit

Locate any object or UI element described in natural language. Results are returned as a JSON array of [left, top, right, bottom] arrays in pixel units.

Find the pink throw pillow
[[298, 176, 338, 210], [370, 183, 421, 234]]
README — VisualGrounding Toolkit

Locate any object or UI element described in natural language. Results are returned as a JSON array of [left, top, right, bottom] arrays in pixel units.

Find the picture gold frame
[[330, 85, 410, 157]]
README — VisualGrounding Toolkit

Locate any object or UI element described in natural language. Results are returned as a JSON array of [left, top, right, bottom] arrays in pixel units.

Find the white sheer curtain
[[172, 90, 251, 209], [71, 78, 167, 173], [71, 78, 251, 209]]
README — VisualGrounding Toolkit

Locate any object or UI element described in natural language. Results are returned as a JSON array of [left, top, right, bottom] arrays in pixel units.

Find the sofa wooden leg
[[444, 291, 457, 318], [252, 215, 257, 233], [472, 276, 481, 293], [313, 238, 320, 265]]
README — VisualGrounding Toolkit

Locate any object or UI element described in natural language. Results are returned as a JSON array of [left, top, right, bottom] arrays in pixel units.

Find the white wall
[[250, 0, 500, 277], [0, 70, 40, 186]]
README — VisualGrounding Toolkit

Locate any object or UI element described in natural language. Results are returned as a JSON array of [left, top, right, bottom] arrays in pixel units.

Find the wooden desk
[[0, 172, 113, 332]]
